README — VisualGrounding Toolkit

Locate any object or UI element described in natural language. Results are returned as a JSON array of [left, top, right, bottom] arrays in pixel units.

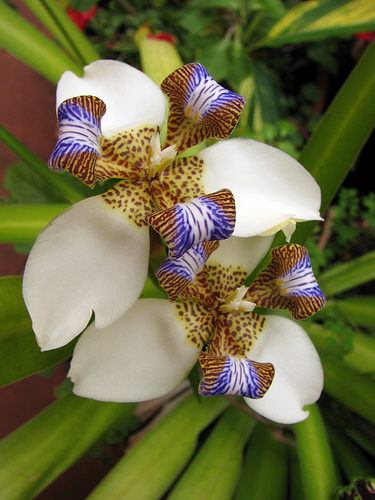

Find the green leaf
[[291, 39, 375, 244], [0, 391, 136, 500], [329, 426, 375, 480], [235, 422, 288, 500], [170, 406, 254, 500], [0, 124, 85, 204], [318, 250, 375, 296], [320, 355, 375, 426], [0, 0, 83, 83], [87, 395, 228, 500], [306, 322, 375, 375], [314, 296, 375, 329], [0, 276, 76, 387], [197, 38, 232, 82], [37, 0, 100, 65], [293, 404, 338, 500], [0, 204, 70, 243], [258, 0, 375, 48], [4, 162, 67, 204]]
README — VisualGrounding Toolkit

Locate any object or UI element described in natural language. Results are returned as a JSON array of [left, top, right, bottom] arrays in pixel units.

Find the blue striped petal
[[147, 188, 235, 260], [156, 241, 219, 301], [198, 352, 274, 398], [246, 244, 326, 319], [48, 96, 106, 187], [161, 63, 246, 154]]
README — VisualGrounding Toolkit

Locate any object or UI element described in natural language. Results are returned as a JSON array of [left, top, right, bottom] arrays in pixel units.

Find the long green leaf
[[235, 423, 288, 500], [0, 276, 76, 387], [293, 404, 338, 500], [38, 0, 100, 65], [318, 250, 375, 296], [291, 39, 375, 244], [0, 391, 136, 500], [20, 0, 84, 65], [88, 395, 228, 500], [328, 426, 375, 480], [306, 322, 375, 375], [320, 355, 375, 425], [170, 406, 254, 500], [258, 0, 375, 47], [0, 0, 82, 83], [0, 204, 70, 243], [315, 296, 375, 329], [0, 124, 84, 204]]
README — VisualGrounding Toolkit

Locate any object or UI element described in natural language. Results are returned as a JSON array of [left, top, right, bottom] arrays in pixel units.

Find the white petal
[[23, 196, 149, 351], [68, 299, 201, 402], [200, 138, 322, 237], [207, 235, 273, 275], [56, 60, 166, 137], [245, 315, 323, 424]]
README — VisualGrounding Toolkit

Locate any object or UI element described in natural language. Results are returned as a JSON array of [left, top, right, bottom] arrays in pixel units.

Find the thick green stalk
[[0, 204, 70, 243], [292, 39, 375, 245], [87, 395, 228, 500], [293, 404, 338, 500], [0, 124, 84, 204], [235, 423, 288, 500], [170, 406, 255, 500], [0, 1, 82, 83], [0, 391, 136, 500]]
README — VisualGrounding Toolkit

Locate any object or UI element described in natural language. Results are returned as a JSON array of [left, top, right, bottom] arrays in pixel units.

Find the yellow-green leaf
[[258, 0, 375, 48]]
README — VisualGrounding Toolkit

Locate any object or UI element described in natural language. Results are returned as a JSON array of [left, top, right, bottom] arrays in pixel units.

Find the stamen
[[146, 133, 177, 180], [219, 286, 256, 314]]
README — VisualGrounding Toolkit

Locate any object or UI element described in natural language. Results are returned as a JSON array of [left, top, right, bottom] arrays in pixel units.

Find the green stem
[[0, 124, 84, 204], [170, 406, 254, 500], [0, 1, 82, 83], [87, 395, 228, 500], [0, 204, 70, 243], [293, 404, 338, 500], [235, 423, 288, 500]]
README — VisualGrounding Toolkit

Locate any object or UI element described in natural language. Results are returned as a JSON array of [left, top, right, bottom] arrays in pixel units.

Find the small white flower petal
[[56, 60, 166, 138], [68, 299, 201, 402], [244, 315, 323, 424], [23, 196, 149, 351], [200, 138, 322, 237]]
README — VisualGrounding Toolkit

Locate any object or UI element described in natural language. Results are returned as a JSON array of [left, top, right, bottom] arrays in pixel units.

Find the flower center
[[146, 133, 177, 180], [219, 286, 256, 314]]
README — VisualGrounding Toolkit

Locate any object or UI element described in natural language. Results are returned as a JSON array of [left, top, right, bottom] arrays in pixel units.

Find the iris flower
[[23, 60, 322, 353], [69, 237, 325, 424]]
